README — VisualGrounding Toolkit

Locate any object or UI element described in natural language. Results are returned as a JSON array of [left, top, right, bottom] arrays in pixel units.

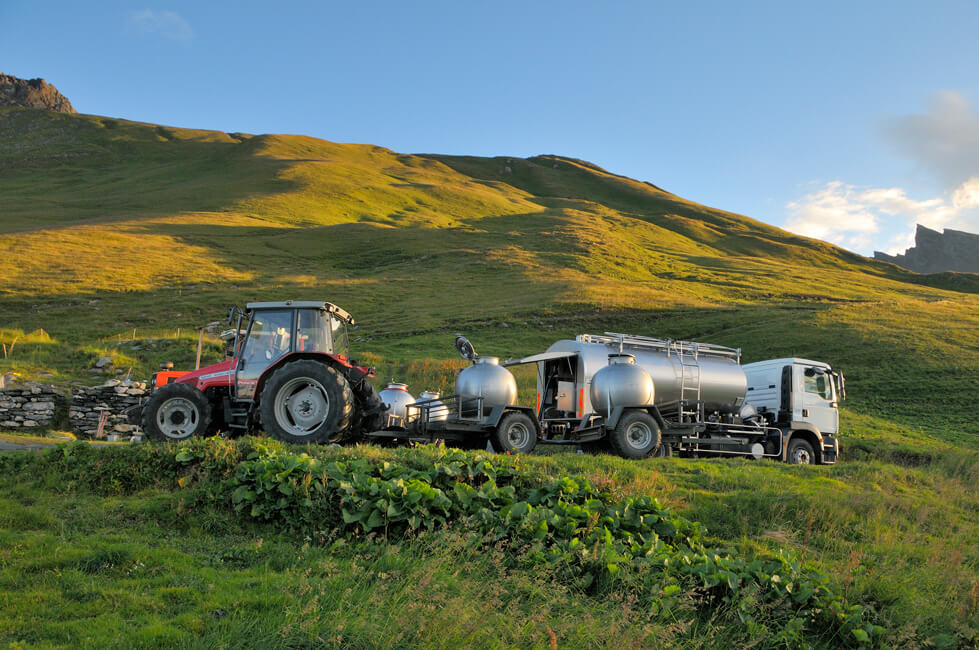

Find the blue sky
[[3, 1, 978, 255]]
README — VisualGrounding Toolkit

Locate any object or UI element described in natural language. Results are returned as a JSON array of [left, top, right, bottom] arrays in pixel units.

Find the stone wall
[[69, 380, 149, 438], [0, 384, 65, 429]]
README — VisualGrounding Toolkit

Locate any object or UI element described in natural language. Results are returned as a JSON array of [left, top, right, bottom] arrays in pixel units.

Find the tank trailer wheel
[[141, 382, 212, 442], [260, 360, 354, 444], [609, 410, 662, 459], [787, 438, 816, 465], [491, 411, 538, 454]]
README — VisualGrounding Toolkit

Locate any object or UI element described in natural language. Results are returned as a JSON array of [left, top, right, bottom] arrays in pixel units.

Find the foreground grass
[[1, 437, 976, 648]]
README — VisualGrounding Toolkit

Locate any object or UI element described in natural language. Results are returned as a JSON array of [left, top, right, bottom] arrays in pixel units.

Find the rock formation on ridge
[[0, 73, 75, 113], [874, 224, 979, 274]]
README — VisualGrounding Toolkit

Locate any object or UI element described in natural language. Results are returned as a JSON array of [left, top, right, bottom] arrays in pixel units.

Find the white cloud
[[882, 91, 979, 189], [785, 178, 979, 255], [786, 92, 979, 255], [128, 9, 192, 42]]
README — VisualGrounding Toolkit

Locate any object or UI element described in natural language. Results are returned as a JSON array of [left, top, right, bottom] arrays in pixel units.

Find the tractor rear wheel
[[609, 410, 662, 459], [260, 360, 354, 444], [141, 382, 212, 442]]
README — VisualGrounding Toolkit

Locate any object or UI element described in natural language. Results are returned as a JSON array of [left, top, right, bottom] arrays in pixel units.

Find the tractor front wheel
[[141, 382, 212, 442], [260, 360, 354, 444]]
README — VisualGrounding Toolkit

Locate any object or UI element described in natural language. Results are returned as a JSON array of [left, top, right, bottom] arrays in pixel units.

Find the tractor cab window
[[242, 310, 293, 366], [296, 309, 331, 353], [331, 317, 350, 358], [804, 371, 833, 401]]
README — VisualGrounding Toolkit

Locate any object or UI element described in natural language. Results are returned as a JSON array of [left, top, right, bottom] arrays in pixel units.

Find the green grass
[[0, 105, 977, 647], [0, 438, 975, 647]]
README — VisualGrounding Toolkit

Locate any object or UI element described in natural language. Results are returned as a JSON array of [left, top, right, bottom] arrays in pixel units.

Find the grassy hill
[[1, 106, 978, 647]]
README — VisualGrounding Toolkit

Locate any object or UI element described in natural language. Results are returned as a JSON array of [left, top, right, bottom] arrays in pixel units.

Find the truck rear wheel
[[609, 410, 662, 459], [260, 360, 354, 444], [491, 411, 538, 454], [141, 382, 212, 442]]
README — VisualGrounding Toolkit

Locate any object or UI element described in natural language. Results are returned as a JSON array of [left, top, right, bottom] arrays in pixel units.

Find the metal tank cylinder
[[456, 356, 518, 415], [417, 390, 449, 422], [590, 354, 655, 416], [543, 338, 747, 416], [379, 382, 416, 423]]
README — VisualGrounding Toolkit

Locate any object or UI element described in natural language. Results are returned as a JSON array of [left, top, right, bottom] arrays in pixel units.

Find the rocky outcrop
[[0, 73, 75, 113], [875, 225, 979, 274], [0, 385, 66, 429]]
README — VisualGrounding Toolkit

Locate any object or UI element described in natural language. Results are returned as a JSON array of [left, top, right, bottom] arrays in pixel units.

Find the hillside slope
[[0, 105, 977, 441]]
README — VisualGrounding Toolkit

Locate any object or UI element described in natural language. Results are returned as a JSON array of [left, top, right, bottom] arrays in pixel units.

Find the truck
[[499, 332, 844, 464]]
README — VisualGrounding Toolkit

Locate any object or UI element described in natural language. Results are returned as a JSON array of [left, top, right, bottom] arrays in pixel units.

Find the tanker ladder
[[670, 340, 704, 424]]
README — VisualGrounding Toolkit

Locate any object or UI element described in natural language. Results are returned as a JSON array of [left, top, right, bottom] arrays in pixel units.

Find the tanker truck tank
[[590, 354, 655, 417], [540, 334, 747, 416], [456, 356, 518, 416]]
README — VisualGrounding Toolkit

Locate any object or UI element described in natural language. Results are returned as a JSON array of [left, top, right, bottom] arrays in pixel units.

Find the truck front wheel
[[787, 438, 816, 465], [609, 410, 662, 459]]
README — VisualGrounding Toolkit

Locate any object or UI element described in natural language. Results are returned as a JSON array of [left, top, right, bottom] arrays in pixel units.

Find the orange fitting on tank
[[536, 392, 541, 414], [578, 388, 584, 418]]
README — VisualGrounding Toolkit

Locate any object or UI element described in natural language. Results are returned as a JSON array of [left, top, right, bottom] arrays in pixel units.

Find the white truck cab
[[742, 358, 844, 464]]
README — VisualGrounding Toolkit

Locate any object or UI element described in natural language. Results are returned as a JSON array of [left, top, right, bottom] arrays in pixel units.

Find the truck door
[[796, 365, 838, 434]]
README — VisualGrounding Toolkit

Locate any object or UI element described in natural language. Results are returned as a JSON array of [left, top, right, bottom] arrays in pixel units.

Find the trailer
[[360, 337, 541, 453], [503, 332, 844, 464]]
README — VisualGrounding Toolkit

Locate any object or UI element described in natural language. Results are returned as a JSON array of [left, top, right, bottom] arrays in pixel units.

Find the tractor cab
[[230, 301, 356, 400]]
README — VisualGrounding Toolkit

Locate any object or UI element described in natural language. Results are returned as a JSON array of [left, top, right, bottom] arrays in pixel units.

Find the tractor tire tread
[[259, 360, 354, 444]]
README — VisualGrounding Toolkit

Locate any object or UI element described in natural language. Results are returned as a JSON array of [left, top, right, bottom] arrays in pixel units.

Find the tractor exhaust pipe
[[195, 327, 204, 370]]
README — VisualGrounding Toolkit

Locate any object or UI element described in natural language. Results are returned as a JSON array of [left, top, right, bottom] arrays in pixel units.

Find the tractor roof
[[244, 301, 355, 325]]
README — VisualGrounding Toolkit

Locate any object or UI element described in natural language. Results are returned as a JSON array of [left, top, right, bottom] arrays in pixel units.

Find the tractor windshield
[[242, 310, 293, 364]]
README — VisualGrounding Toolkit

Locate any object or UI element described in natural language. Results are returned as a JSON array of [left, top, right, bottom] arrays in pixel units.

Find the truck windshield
[[331, 317, 350, 357]]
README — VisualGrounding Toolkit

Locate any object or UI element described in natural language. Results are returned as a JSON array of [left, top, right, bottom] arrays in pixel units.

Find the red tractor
[[140, 301, 385, 443]]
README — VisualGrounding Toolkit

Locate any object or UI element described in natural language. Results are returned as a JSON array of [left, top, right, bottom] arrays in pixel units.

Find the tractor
[[140, 301, 385, 443]]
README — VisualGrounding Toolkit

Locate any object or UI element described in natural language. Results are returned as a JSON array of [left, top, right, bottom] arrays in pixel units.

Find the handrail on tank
[[577, 332, 741, 362]]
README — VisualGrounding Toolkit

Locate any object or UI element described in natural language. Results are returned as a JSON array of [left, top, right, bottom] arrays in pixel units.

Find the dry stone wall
[[69, 380, 149, 438], [0, 385, 65, 429]]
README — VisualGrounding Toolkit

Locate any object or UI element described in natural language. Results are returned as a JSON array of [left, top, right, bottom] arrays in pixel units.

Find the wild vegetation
[[0, 105, 977, 647]]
